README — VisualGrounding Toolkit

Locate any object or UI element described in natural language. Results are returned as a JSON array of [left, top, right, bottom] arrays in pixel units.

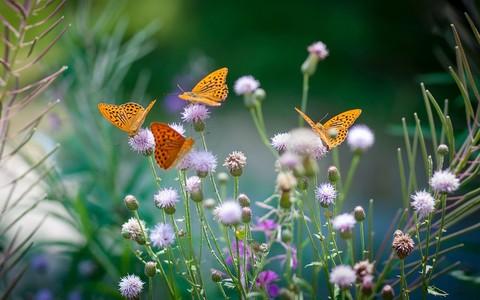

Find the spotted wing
[[178, 67, 229, 106], [151, 122, 195, 170], [322, 109, 362, 148]]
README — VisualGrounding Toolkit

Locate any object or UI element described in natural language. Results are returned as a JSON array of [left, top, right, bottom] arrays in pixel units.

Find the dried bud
[[392, 230, 414, 259], [124, 195, 139, 211]]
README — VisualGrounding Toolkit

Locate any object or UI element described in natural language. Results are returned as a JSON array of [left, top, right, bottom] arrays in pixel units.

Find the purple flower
[[191, 150, 217, 176], [186, 176, 202, 194], [271, 132, 290, 152], [315, 183, 337, 207], [121, 217, 147, 241], [181, 103, 210, 123], [429, 169, 460, 194], [128, 128, 155, 156], [331, 213, 356, 239], [168, 122, 186, 136], [256, 270, 280, 298], [411, 190, 436, 219], [149, 223, 175, 248], [225, 240, 252, 265], [347, 124, 375, 152], [307, 41, 329, 59], [330, 265, 356, 289], [287, 128, 326, 158], [213, 200, 242, 226], [177, 151, 193, 170], [154, 187, 179, 209], [118, 274, 144, 299], [234, 75, 260, 95]]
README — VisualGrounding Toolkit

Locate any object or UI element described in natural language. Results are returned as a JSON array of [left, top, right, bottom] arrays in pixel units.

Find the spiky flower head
[[411, 190, 436, 219], [121, 218, 147, 242], [213, 200, 242, 226], [315, 182, 337, 207], [128, 128, 155, 156], [347, 124, 375, 153], [429, 169, 460, 194], [354, 260, 374, 281], [392, 230, 414, 259], [301, 41, 329, 76], [168, 122, 186, 136], [154, 188, 179, 214], [287, 128, 326, 159], [181, 103, 210, 131], [190, 150, 217, 177], [149, 223, 175, 248], [331, 213, 356, 239], [329, 265, 356, 290], [234, 75, 260, 95], [223, 151, 247, 176], [118, 274, 144, 300], [271, 132, 290, 154]]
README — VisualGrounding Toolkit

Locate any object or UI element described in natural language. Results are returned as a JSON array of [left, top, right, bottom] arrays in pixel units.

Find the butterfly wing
[[322, 109, 362, 149], [295, 107, 329, 144], [151, 122, 195, 170], [98, 100, 156, 137], [178, 67, 229, 106]]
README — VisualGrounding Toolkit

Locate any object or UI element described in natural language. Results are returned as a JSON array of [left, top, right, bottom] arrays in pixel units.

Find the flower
[[225, 240, 252, 264], [234, 75, 260, 95], [331, 213, 356, 239], [223, 151, 247, 176], [354, 206, 366, 222], [271, 132, 290, 152], [347, 124, 375, 152], [429, 169, 460, 194], [382, 284, 395, 300], [128, 128, 155, 156], [154, 188, 179, 210], [186, 176, 203, 202], [315, 183, 337, 207], [118, 274, 144, 299], [121, 217, 147, 241], [177, 152, 193, 170], [256, 270, 280, 298], [307, 41, 329, 59], [411, 190, 436, 219], [286, 128, 326, 158], [168, 122, 185, 136], [354, 260, 374, 281], [149, 223, 175, 248], [278, 151, 302, 171], [361, 274, 374, 295], [213, 200, 242, 226], [329, 265, 356, 289], [181, 103, 210, 123], [392, 230, 414, 259], [191, 150, 217, 177]]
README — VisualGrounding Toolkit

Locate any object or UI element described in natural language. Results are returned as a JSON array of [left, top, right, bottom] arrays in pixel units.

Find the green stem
[[299, 73, 310, 127]]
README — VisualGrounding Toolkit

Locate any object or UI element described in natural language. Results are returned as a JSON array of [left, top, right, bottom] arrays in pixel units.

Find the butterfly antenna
[[177, 84, 185, 93]]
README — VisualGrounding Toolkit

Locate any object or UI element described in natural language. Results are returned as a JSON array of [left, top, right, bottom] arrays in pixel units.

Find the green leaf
[[427, 285, 449, 297]]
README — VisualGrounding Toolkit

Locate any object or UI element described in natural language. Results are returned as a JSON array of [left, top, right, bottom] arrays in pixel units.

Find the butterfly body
[[150, 122, 194, 170], [98, 100, 156, 137], [178, 67, 228, 106], [295, 107, 362, 149]]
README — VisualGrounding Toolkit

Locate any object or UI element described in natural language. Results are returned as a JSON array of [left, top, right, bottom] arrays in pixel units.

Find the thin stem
[[299, 73, 310, 127]]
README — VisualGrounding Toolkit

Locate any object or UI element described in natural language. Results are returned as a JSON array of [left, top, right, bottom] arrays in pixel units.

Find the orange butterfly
[[98, 100, 156, 137], [295, 107, 362, 149], [178, 67, 228, 106], [150, 122, 195, 170]]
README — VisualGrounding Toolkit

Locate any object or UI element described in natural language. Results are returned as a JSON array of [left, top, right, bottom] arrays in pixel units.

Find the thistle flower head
[[154, 188, 179, 210], [213, 200, 242, 226], [315, 182, 337, 207], [347, 124, 375, 153], [121, 218, 147, 241], [392, 230, 414, 259], [190, 150, 217, 177], [223, 151, 247, 176], [354, 260, 374, 281], [429, 169, 460, 194], [186, 176, 202, 194], [177, 152, 193, 170], [118, 274, 144, 299], [411, 190, 436, 219], [329, 265, 356, 289], [287, 128, 326, 158], [307, 41, 329, 59], [234, 75, 260, 95], [181, 103, 210, 124], [271, 132, 290, 153], [149, 223, 175, 248], [331, 213, 356, 239], [128, 128, 155, 156], [168, 122, 186, 136]]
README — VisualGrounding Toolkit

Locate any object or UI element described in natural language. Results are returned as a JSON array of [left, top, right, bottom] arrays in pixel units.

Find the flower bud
[[297, 176, 308, 190], [164, 205, 176, 215], [135, 234, 146, 245], [211, 269, 222, 282], [259, 243, 269, 253], [381, 285, 394, 300], [279, 191, 291, 209], [328, 166, 340, 183], [193, 120, 205, 132], [217, 172, 229, 184], [253, 88, 266, 102], [124, 195, 139, 211], [144, 261, 157, 277], [241, 207, 252, 223], [354, 206, 366, 222], [437, 144, 449, 156], [237, 194, 251, 207], [203, 198, 216, 210], [281, 228, 293, 244]]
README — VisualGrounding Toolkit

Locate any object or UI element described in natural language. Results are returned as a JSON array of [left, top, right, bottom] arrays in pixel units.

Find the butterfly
[[178, 67, 229, 106], [150, 122, 195, 170], [295, 107, 362, 149], [98, 100, 156, 137]]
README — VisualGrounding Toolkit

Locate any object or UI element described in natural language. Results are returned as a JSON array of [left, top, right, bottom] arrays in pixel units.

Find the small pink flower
[[308, 41, 329, 59], [128, 128, 155, 155], [118, 274, 144, 299], [149, 223, 175, 248], [347, 125, 375, 152], [411, 190, 436, 219], [213, 200, 242, 226], [429, 169, 460, 194], [181, 103, 210, 123], [330, 265, 356, 289], [234, 75, 260, 95], [315, 183, 337, 207]]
